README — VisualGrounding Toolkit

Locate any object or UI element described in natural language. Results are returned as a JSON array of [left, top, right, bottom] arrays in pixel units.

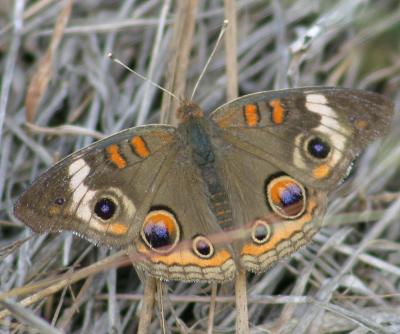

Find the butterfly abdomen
[[201, 163, 232, 227]]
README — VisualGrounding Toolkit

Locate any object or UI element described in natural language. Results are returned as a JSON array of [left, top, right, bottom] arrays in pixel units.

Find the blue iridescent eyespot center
[[144, 224, 169, 248], [142, 210, 179, 252], [94, 198, 116, 220], [267, 176, 306, 218], [193, 236, 214, 258], [307, 137, 330, 159], [280, 184, 303, 207]]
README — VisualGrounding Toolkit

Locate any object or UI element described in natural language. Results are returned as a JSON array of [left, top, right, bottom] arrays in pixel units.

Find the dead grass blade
[[25, 0, 74, 122]]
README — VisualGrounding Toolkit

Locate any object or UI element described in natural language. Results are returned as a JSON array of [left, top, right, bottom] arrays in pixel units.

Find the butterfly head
[[176, 100, 204, 123]]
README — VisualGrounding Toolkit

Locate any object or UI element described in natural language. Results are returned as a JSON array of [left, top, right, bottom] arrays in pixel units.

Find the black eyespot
[[141, 210, 180, 253], [307, 137, 330, 159], [252, 220, 271, 244], [192, 235, 214, 259], [94, 198, 116, 220], [54, 198, 65, 205], [255, 225, 267, 240], [195, 239, 211, 256]]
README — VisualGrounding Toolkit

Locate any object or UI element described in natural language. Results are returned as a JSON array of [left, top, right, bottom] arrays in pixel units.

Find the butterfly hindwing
[[211, 138, 327, 272], [133, 148, 236, 281]]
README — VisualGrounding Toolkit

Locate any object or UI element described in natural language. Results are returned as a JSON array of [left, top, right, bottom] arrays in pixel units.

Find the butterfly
[[14, 87, 393, 282]]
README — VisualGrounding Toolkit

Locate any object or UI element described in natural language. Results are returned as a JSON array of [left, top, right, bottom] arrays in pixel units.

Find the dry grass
[[1, 1, 400, 333]]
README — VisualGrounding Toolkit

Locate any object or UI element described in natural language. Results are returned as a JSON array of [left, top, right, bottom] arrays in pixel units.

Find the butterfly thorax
[[177, 101, 212, 166], [177, 102, 233, 228]]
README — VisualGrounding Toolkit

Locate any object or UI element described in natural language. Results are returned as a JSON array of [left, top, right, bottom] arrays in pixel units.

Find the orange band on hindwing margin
[[270, 99, 285, 125], [106, 144, 127, 169], [243, 104, 260, 127], [137, 243, 232, 267], [130, 136, 150, 158]]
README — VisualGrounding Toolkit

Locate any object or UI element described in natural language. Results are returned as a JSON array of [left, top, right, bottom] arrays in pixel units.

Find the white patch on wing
[[314, 125, 346, 165], [306, 94, 328, 105], [106, 188, 136, 217], [319, 116, 349, 135], [69, 159, 87, 176], [68, 158, 136, 234], [68, 159, 95, 215], [88, 219, 109, 232], [72, 182, 88, 204], [294, 94, 354, 173], [305, 102, 337, 118], [76, 190, 96, 221], [70, 164, 90, 190], [293, 134, 307, 169]]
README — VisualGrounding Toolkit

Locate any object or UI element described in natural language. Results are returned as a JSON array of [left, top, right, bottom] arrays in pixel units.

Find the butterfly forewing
[[14, 125, 179, 247], [210, 87, 393, 191]]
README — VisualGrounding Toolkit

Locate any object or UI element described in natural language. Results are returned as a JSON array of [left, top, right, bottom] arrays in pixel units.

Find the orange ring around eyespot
[[141, 210, 180, 253], [137, 243, 232, 268], [267, 176, 306, 219]]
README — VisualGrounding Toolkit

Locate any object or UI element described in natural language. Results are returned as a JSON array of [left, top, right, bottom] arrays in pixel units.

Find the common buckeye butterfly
[[14, 87, 393, 281]]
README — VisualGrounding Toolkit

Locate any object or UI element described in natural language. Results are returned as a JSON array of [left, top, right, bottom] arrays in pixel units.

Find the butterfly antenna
[[107, 53, 180, 102], [190, 19, 228, 101]]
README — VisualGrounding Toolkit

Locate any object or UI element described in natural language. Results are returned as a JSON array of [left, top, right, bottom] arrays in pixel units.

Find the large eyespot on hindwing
[[266, 175, 307, 219], [192, 235, 215, 259], [141, 209, 180, 253]]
